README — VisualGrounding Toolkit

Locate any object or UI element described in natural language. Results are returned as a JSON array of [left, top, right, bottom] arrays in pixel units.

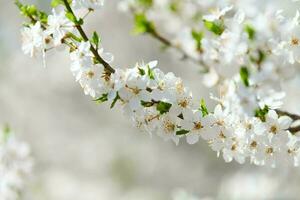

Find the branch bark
[[63, 0, 115, 74], [149, 29, 209, 72]]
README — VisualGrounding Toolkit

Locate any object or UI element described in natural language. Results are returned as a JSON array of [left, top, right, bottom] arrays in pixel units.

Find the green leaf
[[176, 129, 189, 135], [156, 101, 172, 114], [204, 20, 224, 35], [137, 0, 153, 8], [245, 24, 256, 40], [200, 99, 209, 117], [94, 93, 108, 104], [51, 0, 64, 7], [255, 105, 269, 122], [169, 1, 180, 13], [110, 92, 120, 109], [147, 65, 155, 80], [240, 66, 250, 87], [65, 11, 77, 23], [191, 29, 204, 51], [133, 13, 155, 35], [138, 68, 146, 76], [92, 31, 100, 49]]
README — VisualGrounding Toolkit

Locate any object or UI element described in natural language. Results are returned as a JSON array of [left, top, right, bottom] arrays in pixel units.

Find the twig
[[276, 109, 300, 121], [149, 29, 209, 72], [62, 0, 115, 73]]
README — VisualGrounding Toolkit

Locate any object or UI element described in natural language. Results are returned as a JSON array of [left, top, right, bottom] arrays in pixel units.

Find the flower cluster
[[0, 127, 33, 200], [17, 0, 300, 167]]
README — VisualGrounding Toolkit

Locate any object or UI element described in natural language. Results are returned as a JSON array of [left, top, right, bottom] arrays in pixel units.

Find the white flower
[[157, 110, 180, 145], [72, 0, 105, 10], [21, 22, 46, 57], [0, 129, 33, 200], [182, 110, 204, 144], [265, 110, 292, 142], [70, 41, 93, 80], [203, 5, 233, 22], [47, 9, 74, 46]]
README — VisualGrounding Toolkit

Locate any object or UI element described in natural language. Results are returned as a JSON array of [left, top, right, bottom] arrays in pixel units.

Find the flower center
[[269, 125, 278, 134], [164, 120, 175, 134], [266, 147, 274, 154], [86, 71, 95, 79], [291, 37, 299, 46], [194, 122, 203, 130]]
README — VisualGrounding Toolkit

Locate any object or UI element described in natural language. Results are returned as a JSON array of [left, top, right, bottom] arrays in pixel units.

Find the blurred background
[[0, 0, 300, 199]]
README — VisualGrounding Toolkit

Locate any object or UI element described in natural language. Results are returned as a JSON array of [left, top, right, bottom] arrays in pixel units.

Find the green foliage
[[191, 29, 203, 51], [245, 24, 256, 40], [51, 0, 72, 7], [138, 68, 146, 76], [3, 124, 11, 141], [200, 99, 209, 117], [65, 11, 83, 25], [176, 129, 189, 135], [147, 65, 155, 80], [94, 93, 108, 104], [137, 0, 153, 8], [204, 20, 225, 35], [15, 0, 48, 24], [255, 105, 269, 122], [110, 93, 120, 109], [156, 101, 172, 114], [240, 66, 250, 87], [169, 1, 180, 13], [91, 31, 100, 49], [133, 13, 155, 35]]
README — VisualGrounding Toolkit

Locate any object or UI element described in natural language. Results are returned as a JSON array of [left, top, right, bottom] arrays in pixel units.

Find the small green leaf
[[138, 68, 145, 76], [94, 93, 108, 104], [200, 99, 209, 117], [133, 13, 155, 35], [255, 105, 269, 122], [240, 66, 250, 87], [176, 129, 189, 135], [137, 0, 153, 8], [65, 11, 77, 23], [245, 24, 256, 40], [204, 20, 224, 35], [3, 124, 11, 141], [147, 65, 155, 80], [156, 101, 172, 114], [92, 31, 100, 49], [110, 92, 120, 109], [191, 29, 203, 51], [51, 0, 64, 7]]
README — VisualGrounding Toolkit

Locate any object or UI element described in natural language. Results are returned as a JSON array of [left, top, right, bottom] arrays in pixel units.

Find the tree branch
[[276, 109, 300, 121], [62, 0, 115, 74], [149, 29, 209, 72]]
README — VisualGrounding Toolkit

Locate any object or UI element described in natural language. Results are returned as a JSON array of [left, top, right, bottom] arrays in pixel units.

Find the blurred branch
[[149, 29, 209, 72], [276, 109, 300, 134]]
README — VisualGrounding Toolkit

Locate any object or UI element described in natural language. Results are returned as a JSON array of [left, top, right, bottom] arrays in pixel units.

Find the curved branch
[[149, 29, 209, 72], [276, 109, 300, 121], [62, 0, 115, 74]]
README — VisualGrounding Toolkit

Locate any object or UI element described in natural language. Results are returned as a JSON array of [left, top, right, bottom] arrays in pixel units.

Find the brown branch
[[289, 126, 300, 134], [276, 109, 300, 121], [276, 110, 300, 134], [63, 0, 115, 74], [149, 29, 209, 72]]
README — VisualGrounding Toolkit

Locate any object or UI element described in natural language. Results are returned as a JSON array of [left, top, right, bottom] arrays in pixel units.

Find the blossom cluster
[[17, 0, 300, 167], [0, 127, 33, 200]]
